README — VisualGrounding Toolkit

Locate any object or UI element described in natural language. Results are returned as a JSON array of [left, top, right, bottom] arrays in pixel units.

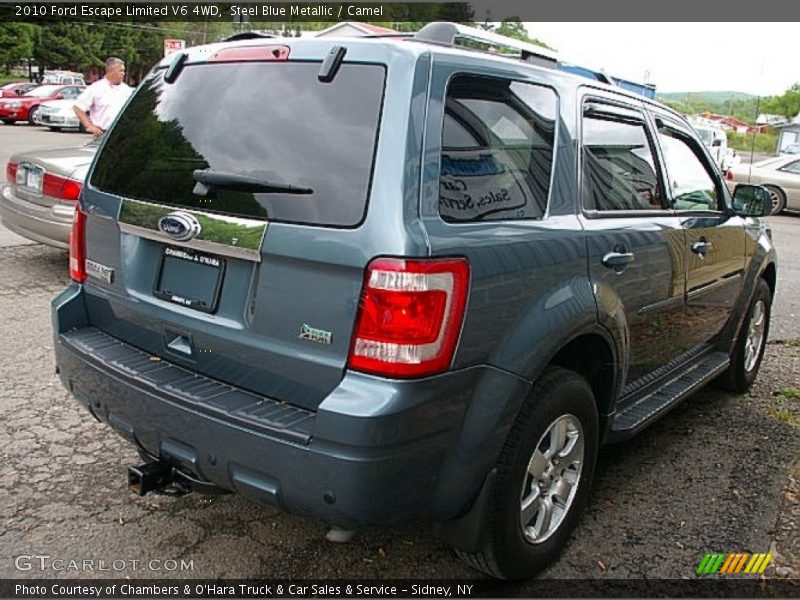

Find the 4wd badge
[[298, 323, 332, 345]]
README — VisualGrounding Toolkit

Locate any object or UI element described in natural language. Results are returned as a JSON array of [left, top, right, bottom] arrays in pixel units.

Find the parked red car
[[0, 82, 38, 98], [0, 84, 84, 125]]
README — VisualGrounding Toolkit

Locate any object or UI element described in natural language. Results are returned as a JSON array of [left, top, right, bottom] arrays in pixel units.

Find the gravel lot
[[0, 128, 798, 587]]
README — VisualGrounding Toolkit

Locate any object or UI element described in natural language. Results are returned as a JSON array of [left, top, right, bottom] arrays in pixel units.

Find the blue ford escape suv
[[52, 23, 777, 579]]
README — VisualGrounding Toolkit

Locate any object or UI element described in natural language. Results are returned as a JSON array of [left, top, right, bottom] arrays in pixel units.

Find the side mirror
[[732, 184, 772, 217], [711, 139, 722, 147], [53, 94, 63, 99]]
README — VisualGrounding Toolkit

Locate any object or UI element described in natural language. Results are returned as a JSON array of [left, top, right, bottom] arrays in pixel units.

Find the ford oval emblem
[[157, 212, 201, 242]]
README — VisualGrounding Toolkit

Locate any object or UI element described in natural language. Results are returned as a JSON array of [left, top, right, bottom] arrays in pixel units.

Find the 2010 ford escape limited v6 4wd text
[[52, 23, 777, 579]]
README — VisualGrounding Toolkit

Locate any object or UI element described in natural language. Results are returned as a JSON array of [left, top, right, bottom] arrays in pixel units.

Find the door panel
[[582, 216, 687, 386], [683, 215, 745, 346], [653, 116, 745, 349], [579, 94, 688, 389]]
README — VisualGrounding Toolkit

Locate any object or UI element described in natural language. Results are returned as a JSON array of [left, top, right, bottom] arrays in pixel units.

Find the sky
[[524, 23, 798, 96]]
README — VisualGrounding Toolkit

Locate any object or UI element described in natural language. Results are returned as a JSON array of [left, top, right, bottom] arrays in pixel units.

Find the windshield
[[26, 85, 62, 97], [91, 62, 386, 226]]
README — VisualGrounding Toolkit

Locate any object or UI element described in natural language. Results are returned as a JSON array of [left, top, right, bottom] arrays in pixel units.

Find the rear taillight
[[69, 207, 87, 282], [725, 170, 734, 181], [6, 162, 17, 183], [347, 257, 470, 378], [43, 173, 82, 201]]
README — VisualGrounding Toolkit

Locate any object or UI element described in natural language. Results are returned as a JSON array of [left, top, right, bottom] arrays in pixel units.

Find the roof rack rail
[[412, 22, 558, 68]]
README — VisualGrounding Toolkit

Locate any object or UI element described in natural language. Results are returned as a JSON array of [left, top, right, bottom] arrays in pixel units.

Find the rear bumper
[[53, 285, 530, 527], [0, 184, 73, 248]]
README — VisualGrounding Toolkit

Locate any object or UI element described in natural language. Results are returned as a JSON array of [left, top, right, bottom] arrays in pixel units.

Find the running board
[[609, 351, 730, 439]]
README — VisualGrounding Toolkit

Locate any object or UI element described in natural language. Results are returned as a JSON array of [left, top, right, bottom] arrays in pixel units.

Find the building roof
[[315, 22, 398, 37]]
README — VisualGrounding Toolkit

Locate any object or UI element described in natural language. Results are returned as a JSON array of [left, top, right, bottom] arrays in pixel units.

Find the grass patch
[[729, 130, 779, 154], [774, 387, 800, 403], [768, 408, 800, 428]]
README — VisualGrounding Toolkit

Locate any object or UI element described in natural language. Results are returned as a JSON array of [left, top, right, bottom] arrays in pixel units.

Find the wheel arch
[[761, 261, 776, 301], [548, 331, 618, 422]]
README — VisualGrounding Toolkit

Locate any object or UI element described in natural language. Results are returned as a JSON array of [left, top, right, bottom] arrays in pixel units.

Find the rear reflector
[[69, 207, 87, 282], [210, 45, 290, 62], [348, 257, 470, 378], [43, 173, 82, 201], [6, 162, 17, 183]]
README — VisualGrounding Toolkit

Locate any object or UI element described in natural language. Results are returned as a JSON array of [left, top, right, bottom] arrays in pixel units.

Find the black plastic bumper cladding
[[60, 327, 316, 445], [54, 327, 451, 526]]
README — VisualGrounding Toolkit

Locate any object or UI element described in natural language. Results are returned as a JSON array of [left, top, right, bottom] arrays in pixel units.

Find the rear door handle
[[602, 250, 635, 272], [691, 240, 712, 256]]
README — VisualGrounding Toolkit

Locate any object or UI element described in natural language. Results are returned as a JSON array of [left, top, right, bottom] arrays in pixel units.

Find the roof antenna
[[318, 46, 346, 83]]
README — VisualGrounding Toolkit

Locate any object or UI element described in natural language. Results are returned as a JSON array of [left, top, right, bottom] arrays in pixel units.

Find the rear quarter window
[[438, 75, 557, 223], [90, 62, 386, 227]]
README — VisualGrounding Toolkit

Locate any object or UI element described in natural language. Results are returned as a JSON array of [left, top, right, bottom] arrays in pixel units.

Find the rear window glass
[[439, 75, 557, 222], [91, 62, 386, 226]]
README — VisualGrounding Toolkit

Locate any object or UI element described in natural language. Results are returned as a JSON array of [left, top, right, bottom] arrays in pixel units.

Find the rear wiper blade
[[192, 169, 313, 196]]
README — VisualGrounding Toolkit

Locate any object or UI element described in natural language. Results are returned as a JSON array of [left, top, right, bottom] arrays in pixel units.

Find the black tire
[[717, 278, 771, 393], [764, 185, 786, 215], [27, 105, 39, 126], [78, 121, 86, 134], [455, 366, 599, 580]]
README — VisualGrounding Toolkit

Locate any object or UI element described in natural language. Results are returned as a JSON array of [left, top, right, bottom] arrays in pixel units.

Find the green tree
[[762, 84, 800, 120], [493, 18, 553, 49], [0, 23, 36, 72], [33, 24, 104, 73]]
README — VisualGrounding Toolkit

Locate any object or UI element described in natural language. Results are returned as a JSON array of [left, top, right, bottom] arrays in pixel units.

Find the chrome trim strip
[[119, 222, 263, 262], [638, 295, 683, 315], [118, 198, 266, 262], [687, 272, 743, 301]]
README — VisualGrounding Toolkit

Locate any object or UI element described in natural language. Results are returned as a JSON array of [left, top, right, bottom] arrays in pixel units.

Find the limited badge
[[85, 259, 114, 284], [298, 323, 332, 345]]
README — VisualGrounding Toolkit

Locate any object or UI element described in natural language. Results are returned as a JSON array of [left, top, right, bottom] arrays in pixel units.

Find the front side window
[[657, 127, 720, 211], [438, 75, 557, 222], [582, 111, 663, 212]]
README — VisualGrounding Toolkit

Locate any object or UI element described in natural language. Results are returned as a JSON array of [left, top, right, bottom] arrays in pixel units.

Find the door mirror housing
[[711, 139, 722, 147], [731, 184, 771, 217]]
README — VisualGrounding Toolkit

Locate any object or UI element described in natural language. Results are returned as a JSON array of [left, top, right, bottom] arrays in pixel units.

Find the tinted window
[[439, 75, 556, 222], [657, 128, 720, 211], [782, 160, 800, 174], [582, 112, 663, 211], [91, 63, 385, 226]]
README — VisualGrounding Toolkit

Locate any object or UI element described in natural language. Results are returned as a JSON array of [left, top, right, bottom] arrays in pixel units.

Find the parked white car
[[32, 99, 84, 131]]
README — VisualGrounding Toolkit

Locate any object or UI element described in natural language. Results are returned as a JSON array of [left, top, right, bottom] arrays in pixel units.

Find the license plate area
[[17, 163, 43, 192], [154, 246, 225, 314]]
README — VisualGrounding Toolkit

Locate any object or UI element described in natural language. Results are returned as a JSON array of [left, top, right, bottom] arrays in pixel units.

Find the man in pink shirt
[[73, 57, 133, 137]]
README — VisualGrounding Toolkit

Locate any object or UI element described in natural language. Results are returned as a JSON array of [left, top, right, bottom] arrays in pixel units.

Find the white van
[[40, 70, 85, 85], [693, 124, 739, 172]]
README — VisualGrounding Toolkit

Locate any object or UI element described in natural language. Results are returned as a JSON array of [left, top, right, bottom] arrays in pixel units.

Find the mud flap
[[431, 468, 498, 553]]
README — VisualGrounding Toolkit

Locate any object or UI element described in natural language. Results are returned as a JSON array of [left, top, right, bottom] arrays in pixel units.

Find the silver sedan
[[725, 155, 800, 214], [0, 142, 97, 248], [33, 99, 85, 132]]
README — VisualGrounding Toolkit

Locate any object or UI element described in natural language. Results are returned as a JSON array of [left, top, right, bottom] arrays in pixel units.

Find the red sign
[[163, 39, 186, 58]]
